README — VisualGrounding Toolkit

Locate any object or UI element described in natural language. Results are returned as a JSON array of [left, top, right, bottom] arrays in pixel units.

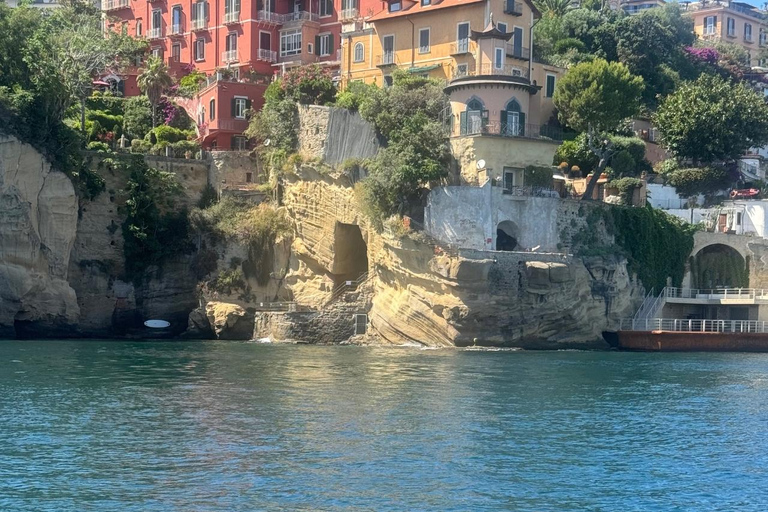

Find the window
[[545, 74, 555, 98], [245, 172, 253, 183], [224, 0, 240, 14], [456, 63, 468, 77], [421, 0, 430, 5], [152, 9, 161, 30], [151, 47, 162, 58], [209, 98, 215, 121], [494, 47, 504, 69], [501, 98, 525, 136], [233, 136, 247, 150], [457, 22, 469, 53], [761, 30, 768, 46], [389, 0, 401, 12], [320, 0, 333, 17], [171, 43, 181, 62], [383, 75, 393, 87], [745, 23, 753, 42], [233, 97, 249, 119], [280, 29, 302, 56], [419, 28, 430, 53], [227, 32, 237, 52], [172, 5, 182, 33], [497, 22, 507, 34], [341, 0, 357, 9], [192, 1, 206, 21], [308, 43, 313, 53], [195, 38, 205, 60], [462, 98, 485, 135], [727, 17, 735, 37], [704, 16, 716, 35], [353, 42, 364, 62], [382, 34, 394, 64], [317, 33, 332, 56], [136, 19, 142, 36]]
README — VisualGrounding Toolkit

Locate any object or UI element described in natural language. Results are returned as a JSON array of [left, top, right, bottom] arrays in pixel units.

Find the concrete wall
[[450, 135, 558, 185], [297, 105, 379, 165], [424, 182, 583, 252], [209, 150, 262, 195]]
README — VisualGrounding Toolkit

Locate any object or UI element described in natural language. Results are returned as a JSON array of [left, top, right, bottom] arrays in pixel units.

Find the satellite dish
[[477, 159, 486, 170], [264, 138, 271, 147], [144, 319, 171, 329]]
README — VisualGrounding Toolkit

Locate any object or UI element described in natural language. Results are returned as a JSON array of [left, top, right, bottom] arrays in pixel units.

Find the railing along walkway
[[664, 287, 768, 302], [620, 318, 768, 334]]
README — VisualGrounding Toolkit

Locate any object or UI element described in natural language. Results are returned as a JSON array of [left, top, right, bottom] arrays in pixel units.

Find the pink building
[[103, 0, 381, 148]]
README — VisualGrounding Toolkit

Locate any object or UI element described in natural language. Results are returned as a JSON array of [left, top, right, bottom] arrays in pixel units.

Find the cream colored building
[[684, 0, 768, 67]]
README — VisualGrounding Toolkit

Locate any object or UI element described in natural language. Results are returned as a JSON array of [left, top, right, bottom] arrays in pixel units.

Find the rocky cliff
[[0, 136, 79, 337]]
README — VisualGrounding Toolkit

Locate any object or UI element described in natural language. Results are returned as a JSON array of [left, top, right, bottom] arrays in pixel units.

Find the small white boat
[[144, 319, 171, 329]]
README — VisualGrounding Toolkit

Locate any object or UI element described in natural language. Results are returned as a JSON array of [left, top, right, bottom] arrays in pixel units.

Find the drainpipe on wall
[[407, 16, 415, 68], [347, 34, 353, 83], [528, 16, 540, 83]]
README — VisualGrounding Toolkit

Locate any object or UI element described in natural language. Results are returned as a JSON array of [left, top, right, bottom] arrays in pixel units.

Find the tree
[[553, 59, 644, 199], [138, 57, 173, 130], [653, 74, 768, 163], [534, 0, 572, 18]]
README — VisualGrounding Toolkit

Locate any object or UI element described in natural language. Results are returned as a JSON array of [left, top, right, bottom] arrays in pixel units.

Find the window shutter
[[245, 99, 252, 110], [315, 35, 321, 54], [459, 112, 467, 135], [231, 98, 236, 116], [500, 110, 507, 135], [519, 112, 526, 136], [205, 2, 209, 19], [329, 33, 334, 52], [235, 0, 240, 11]]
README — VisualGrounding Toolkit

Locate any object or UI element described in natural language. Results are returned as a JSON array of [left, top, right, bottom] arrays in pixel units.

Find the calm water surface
[[1, 341, 767, 511]]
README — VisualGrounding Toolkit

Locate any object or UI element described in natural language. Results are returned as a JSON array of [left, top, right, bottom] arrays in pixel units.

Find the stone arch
[[466, 96, 485, 111], [496, 220, 519, 251], [690, 243, 749, 289]]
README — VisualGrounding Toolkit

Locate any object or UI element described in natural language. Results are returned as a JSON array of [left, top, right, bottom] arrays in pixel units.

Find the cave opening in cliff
[[691, 243, 748, 289], [331, 222, 368, 285], [496, 221, 519, 251]]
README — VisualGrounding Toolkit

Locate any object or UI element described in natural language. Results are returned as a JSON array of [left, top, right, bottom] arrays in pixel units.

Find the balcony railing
[[257, 49, 277, 62], [102, 0, 129, 11], [257, 9, 281, 22], [147, 27, 162, 39], [280, 10, 319, 23], [505, 44, 530, 60], [450, 40, 472, 55], [454, 120, 563, 141], [375, 52, 398, 67], [339, 7, 359, 20], [452, 63, 529, 80], [501, 185, 560, 198], [192, 18, 207, 30], [223, 10, 240, 24], [619, 318, 768, 333], [222, 50, 238, 63], [171, 23, 182, 35]]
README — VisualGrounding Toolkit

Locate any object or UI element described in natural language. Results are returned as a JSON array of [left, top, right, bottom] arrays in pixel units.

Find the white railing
[[620, 318, 768, 333], [171, 23, 182, 35], [223, 10, 240, 23], [147, 27, 162, 39], [222, 50, 238, 63], [323, 271, 370, 308], [102, 0, 129, 11], [664, 287, 768, 301], [192, 18, 207, 30], [280, 11, 319, 22], [633, 288, 656, 319], [257, 49, 277, 62], [339, 7, 358, 19], [257, 9, 281, 22]]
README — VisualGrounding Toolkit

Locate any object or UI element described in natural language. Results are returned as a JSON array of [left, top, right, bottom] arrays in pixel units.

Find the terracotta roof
[[368, 0, 485, 22]]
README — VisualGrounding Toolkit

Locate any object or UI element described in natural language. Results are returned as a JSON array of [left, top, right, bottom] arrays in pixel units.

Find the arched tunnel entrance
[[691, 243, 749, 289], [331, 222, 368, 286], [496, 220, 519, 251]]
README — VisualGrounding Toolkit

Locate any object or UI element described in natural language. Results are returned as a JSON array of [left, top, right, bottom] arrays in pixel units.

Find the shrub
[[335, 81, 378, 111], [86, 141, 112, 152], [245, 98, 298, 154], [666, 166, 731, 196], [130, 138, 153, 153], [209, 268, 246, 294], [124, 96, 156, 140], [272, 64, 336, 105], [655, 158, 679, 175], [610, 150, 636, 177], [553, 133, 599, 174], [611, 177, 643, 205], [146, 125, 194, 144], [524, 165, 554, 187], [86, 93, 127, 116], [87, 110, 123, 133], [177, 70, 207, 98]]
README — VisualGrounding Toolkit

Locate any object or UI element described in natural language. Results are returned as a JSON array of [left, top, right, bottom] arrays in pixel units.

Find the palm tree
[[138, 57, 173, 129], [535, 0, 573, 17]]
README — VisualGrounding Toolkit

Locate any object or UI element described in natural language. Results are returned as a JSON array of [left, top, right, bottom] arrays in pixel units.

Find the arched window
[[460, 97, 486, 135], [502, 98, 525, 137], [136, 19, 142, 37], [209, 98, 215, 121], [353, 42, 364, 62]]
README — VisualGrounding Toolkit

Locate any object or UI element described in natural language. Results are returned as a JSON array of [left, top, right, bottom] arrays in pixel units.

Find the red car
[[730, 188, 761, 199]]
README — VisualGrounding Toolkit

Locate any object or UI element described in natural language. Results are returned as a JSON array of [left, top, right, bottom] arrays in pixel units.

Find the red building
[[103, 0, 383, 148]]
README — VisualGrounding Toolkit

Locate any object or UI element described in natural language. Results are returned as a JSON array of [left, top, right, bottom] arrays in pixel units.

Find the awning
[[406, 64, 441, 74]]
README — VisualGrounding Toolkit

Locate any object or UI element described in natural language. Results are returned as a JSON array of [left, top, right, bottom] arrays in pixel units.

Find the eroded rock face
[[0, 136, 79, 336], [205, 301, 254, 340]]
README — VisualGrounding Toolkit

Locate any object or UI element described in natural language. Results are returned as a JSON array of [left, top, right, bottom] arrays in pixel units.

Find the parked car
[[730, 188, 761, 199]]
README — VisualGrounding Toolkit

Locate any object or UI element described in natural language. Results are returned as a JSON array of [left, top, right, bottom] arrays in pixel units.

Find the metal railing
[[664, 287, 768, 301], [223, 11, 240, 23], [147, 27, 162, 39], [505, 44, 530, 60], [323, 272, 371, 308], [171, 23, 182, 35], [256, 9, 281, 22], [375, 53, 398, 66], [222, 50, 238, 63], [501, 186, 560, 198], [191, 18, 207, 30], [257, 49, 277, 62], [454, 120, 563, 141], [280, 10, 319, 23], [450, 40, 472, 55], [102, 0, 129, 11], [339, 7, 359, 19], [620, 318, 768, 333]]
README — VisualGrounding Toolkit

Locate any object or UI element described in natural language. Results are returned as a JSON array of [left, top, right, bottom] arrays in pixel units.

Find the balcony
[[280, 10, 319, 24], [147, 27, 162, 40], [102, 0, 129, 11], [503, 0, 523, 16], [375, 52, 398, 67], [454, 120, 563, 141], [339, 7, 358, 20], [192, 18, 207, 30], [223, 11, 240, 24], [256, 9, 281, 22], [257, 49, 277, 62], [505, 44, 530, 60], [222, 50, 238, 63], [171, 23, 183, 35], [450, 40, 472, 55], [457, 63, 529, 79]]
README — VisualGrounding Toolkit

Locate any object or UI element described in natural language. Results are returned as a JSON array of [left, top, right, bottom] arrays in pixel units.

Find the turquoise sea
[[1, 340, 767, 511]]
